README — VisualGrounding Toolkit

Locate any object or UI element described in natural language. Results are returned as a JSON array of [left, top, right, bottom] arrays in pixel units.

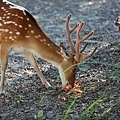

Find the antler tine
[[75, 22, 85, 62], [80, 46, 97, 61], [66, 14, 77, 54], [80, 43, 88, 53], [76, 23, 94, 44], [75, 22, 97, 62]]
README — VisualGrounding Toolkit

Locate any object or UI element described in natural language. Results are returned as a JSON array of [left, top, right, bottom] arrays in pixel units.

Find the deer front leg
[[0, 46, 9, 93], [24, 52, 51, 88]]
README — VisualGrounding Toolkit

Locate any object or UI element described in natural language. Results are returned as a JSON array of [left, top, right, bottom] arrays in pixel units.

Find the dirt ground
[[0, 0, 120, 120]]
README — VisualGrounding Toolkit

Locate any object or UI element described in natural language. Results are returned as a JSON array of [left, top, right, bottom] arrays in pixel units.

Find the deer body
[[0, 0, 97, 93], [0, 1, 60, 61]]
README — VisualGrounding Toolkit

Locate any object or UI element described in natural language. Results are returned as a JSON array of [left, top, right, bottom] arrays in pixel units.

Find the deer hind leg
[[0, 45, 9, 93], [24, 52, 51, 88]]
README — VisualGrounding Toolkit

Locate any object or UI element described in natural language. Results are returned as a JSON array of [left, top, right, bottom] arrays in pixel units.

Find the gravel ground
[[0, 0, 120, 120]]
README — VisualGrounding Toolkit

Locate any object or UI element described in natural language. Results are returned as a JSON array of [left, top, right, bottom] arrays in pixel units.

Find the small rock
[[46, 111, 55, 119], [0, 113, 9, 117]]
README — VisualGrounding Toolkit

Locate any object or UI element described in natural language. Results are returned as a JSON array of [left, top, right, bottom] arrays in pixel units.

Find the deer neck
[[28, 30, 64, 67]]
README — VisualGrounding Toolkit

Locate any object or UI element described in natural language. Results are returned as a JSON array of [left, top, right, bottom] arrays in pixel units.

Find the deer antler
[[66, 14, 77, 54], [74, 22, 97, 62]]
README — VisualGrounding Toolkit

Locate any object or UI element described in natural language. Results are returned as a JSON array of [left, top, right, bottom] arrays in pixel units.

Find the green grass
[[63, 98, 77, 120], [14, 94, 25, 103], [39, 96, 45, 104], [37, 96, 45, 120], [96, 105, 115, 120], [79, 97, 103, 120]]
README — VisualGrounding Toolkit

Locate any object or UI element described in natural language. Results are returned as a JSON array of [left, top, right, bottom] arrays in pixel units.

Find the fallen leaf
[[60, 95, 67, 101], [64, 84, 72, 92], [0, 99, 5, 103]]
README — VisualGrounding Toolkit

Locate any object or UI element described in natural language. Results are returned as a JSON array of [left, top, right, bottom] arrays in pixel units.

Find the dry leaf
[[60, 95, 66, 100], [0, 99, 5, 103]]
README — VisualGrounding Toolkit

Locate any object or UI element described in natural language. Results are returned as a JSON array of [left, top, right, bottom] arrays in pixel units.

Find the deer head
[[59, 14, 97, 88], [115, 16, 120, 30]]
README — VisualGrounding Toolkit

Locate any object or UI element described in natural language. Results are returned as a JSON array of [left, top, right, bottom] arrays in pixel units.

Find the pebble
[[46, 111, 55, 119]]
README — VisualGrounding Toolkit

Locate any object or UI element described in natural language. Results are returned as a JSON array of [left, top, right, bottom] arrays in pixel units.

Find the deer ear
[[59, 42, 66, 50], [60, 47, 70, 59]]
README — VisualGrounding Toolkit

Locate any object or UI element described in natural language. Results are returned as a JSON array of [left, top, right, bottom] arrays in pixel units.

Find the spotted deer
[[0, 0, 97, 93]]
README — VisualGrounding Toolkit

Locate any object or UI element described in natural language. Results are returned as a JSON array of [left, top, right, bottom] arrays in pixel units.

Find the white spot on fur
[[51, 44, 54, 46], [5, 11, 8, 13], [40, 39, 43, 42], [25, 36, 30, 38], [1, 7, 5, 10], [38, 35, 41, 37], [21, 17, 23, 19], [43, 39, 46, 42], [6, 16, 10, 19], [7, 13, 11, 15], [15, 14, 18, 17], [9, 36, 13, 39], [36, 35, 41, 39], [19, 25, 22, 28], [3, 21, 11, 24], [48, 44, 51, 46], [3, 21, 18, 27], [11, 14, 15, 16], [14, 36, 17, 39], [16, 32, 20, 35], [0, 23, 2, 26], [31, 30, 34, 33], [4, 29, 9, 32], [27, 18, 30, 21], [14, 23, 18, 26], [4, 14, 7, 16], [28, 24, 32, 27], [9, 31, 12, 34], [35, 36, 38, 39]]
